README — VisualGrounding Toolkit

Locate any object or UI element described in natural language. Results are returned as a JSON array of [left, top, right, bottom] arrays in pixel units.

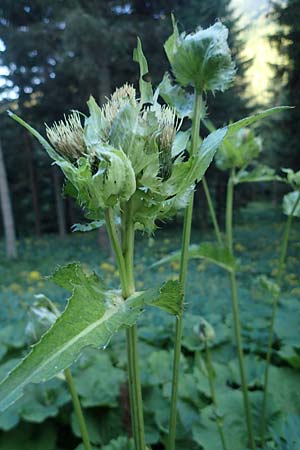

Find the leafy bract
[[0, 263, 182, 412], [158, 73, 195, 119], [282, 168, 300, 189], [72, 220, 105, 233], [164, 19, 235, 93], [227, 106, 292, 136], [152, 242, 236, 273], [234, 165, 280, 184], [133, 37, 153, 105], [283, 191, 300, 217], [216, 127, 262, 171], [7, 111, 63, 162]]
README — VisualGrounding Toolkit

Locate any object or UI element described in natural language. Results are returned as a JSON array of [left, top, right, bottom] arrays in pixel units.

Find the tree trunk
[[52, 166, 66, 238], [0, 139, 18, 259], [24, 133, 41, 236]]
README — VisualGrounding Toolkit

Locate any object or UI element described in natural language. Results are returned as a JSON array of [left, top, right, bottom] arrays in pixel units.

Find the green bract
[[164, 19, 236, 93], [216, 127, 262, 171], [282, 168, 300, 188]]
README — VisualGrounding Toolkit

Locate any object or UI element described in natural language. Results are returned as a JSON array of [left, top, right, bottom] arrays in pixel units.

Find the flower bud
[[164, 19, 236, 93], [195, 317, 216, 343]]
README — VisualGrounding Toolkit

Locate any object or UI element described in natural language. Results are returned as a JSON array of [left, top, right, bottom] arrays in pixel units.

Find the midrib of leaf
[[0, 304, 123, 411]]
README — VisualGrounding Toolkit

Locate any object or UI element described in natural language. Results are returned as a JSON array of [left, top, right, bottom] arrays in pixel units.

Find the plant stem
[[226, 169, 255, 450], [64, 368, 93, 450], [105, 206, 145, 450], [202, 176, 223, 246], [204, 342, 228, 450], [168, 92, 203, 450], [261, 190, 300, 448]]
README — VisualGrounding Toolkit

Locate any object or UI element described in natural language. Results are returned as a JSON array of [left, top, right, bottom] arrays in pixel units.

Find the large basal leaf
[[133, 37, 153, 105], [282, 191, 300, 217], [152, 242, 236, 273], [0, 263, 182, 412]]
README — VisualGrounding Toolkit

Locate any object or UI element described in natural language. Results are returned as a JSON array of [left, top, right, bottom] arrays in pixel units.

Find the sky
[[231, 0, 281, 105]]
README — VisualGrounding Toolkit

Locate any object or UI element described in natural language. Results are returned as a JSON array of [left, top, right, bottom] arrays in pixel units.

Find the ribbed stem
[[64, 368, 93, 450], [105, 206, 145, 450], [204, 343, 228, 450], [202, 176, 223, 246], [261, 190, 300, 448], [226, 170, 255, 450], [168, 92, 203, 450]]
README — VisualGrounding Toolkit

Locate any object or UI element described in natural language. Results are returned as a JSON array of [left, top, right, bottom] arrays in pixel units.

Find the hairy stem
[[226, 169, 255, 450], [64, 368, 93, 450], [168, 92, 203, 450], [202, 176, 223, 246], [105, 206, 145, 450], [261, 190, 300, 448], [204, 342, 228, 450]]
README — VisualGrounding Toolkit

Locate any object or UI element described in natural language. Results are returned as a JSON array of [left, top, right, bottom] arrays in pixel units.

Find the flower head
[[46, 112, 85, 160], [164, 19, 236, 93]]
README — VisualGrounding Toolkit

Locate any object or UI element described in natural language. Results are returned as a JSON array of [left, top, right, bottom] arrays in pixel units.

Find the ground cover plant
[[0, 16, 299, 450]]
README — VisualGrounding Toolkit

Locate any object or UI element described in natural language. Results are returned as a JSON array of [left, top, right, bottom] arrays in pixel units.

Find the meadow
[[0, 202, 299, 450]]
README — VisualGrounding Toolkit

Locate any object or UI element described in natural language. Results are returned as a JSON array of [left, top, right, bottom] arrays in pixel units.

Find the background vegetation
[[0, 1, 299, 449]]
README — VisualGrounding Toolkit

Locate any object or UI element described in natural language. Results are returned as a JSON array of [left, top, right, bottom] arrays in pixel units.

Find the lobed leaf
[[0, 264, 182, 412], [133, 37, 153, 105]]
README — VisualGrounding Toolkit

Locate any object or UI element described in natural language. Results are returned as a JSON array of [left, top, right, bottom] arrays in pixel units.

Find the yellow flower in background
[[28, 271, 42, 282], [170, 261, 180, 271], [235, 243, 246, 252], [9, 283, 22, 293], [100, 262, 115, 273]]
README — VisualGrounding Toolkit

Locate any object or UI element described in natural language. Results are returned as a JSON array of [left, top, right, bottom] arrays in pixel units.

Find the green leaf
[[0, 423, 57, 450], [158, 73, 195, 118], [172, 130, 191, 158], [235, 164, 281, 184], [73, 350, 125, 408], [270, 414, 300, 450], [72, 220, 105, 232], [152, 242, 236, 273], [102, 436, 134, 450], [133, 37, 153, 105], [164, 127, 228, 197], [0, 264, 182, 411], [282, 168, 300, 189], [283, 191, 300, 217], [7, 111, 63, 162], [227, 106, 292, 136]]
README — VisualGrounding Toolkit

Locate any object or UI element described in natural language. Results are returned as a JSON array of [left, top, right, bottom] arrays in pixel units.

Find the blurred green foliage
[[0, 211, 300, 448]]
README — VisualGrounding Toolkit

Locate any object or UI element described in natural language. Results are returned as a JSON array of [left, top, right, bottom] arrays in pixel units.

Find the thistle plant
[[0, 18, 290, 450], [0, 31, 236, 450]]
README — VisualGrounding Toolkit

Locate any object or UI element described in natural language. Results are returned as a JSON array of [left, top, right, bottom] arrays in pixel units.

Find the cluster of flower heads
[[10, 19, 236, 231], [44, 83, 188, 230]]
